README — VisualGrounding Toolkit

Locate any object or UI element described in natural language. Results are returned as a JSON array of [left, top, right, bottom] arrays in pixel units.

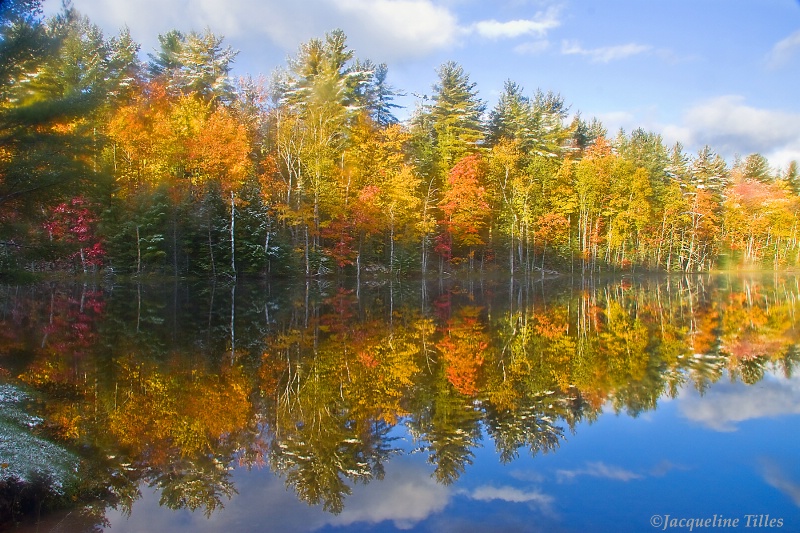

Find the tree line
[[2, 0, 799, 278]]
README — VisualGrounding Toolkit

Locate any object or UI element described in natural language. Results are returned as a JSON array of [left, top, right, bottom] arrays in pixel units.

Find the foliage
[[0, 9, 797, 277]]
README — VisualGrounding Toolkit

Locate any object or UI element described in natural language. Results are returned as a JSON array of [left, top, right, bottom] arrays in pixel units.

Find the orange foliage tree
[[436, 306, 489, 396], [439, 155, 491, 269]]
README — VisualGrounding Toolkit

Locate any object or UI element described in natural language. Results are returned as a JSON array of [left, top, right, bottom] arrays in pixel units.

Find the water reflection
[[1, 274, 799, 529]]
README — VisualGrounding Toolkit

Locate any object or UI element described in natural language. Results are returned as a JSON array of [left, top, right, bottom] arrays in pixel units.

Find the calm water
[[2, 274, 800, 532]]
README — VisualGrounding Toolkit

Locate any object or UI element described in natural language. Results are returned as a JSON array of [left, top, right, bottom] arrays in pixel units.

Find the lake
[[1, 273, 799, 532]]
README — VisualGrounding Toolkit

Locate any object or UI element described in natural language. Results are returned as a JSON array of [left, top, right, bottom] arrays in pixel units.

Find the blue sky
[[44, 0, 800, 169]]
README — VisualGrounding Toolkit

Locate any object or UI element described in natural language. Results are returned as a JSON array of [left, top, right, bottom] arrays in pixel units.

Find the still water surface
[[1, 274, 800, 532]]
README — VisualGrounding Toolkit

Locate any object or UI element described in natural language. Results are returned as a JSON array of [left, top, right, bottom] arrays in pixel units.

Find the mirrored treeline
[[1, 273, 799, 528]]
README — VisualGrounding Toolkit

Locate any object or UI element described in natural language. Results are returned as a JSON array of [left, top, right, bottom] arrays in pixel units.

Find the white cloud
[[678, 373, 800, 432], [660, 124, 694, 147], [561, 40, 651, 63], [766, 29, 800, 69], [331, 0, 461, 60], [327, 461, 451, 529], [556, 461, 643, 483], [471, 7, 560, 40], [473, 18, 550, 39], [105, 479, 334, 533], [761, 460, 800, 507], [470, 485, 554, 506], [669, 95, 800, 168]]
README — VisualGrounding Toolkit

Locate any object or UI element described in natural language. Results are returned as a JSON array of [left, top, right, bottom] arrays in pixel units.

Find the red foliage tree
[[43, 197, 105, 272]]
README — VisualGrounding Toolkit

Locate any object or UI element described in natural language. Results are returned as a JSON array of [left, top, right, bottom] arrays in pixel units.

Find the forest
[[2, 0, 799, 279]]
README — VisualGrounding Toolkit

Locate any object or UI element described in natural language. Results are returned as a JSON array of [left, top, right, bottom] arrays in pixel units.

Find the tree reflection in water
[[1, 274, 799, 528]]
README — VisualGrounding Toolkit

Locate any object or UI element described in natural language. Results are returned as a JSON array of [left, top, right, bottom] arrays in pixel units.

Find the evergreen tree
[[741, 153, 773, 183], [147, 29, 184, 79], [569, 114, 606, 154], [428, 61, 485, 172], [487, 80, 531, 147], [782, 160, 799, 194], [691, 145, 728, 196], [280, 28, 369, 113], [358, 61, 402, 127], [148, 28, 238, 103], [666, 142, 691, 184], [0, 0, 49, 100], [0, 1, 98, 211], [105, 27, 141, 102], [529, 89, 569, 158], [273, 29, 372, 275], [178, 29, 238, 103]]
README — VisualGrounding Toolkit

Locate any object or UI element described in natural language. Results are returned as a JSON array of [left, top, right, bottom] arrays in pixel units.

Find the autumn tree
[[42, 196, 105, 272], [486, 83, 573, 273], [574, 137, 614, 270], [683, 189, 720, 271], [348, 122, 423, 275], [439, 154, 491, 270], [488, 139, 526, 274], [436, 305, 489, 396], [723, 178, 794, 266], [185, 103, 252, 277], [272, 29, 372, 275]]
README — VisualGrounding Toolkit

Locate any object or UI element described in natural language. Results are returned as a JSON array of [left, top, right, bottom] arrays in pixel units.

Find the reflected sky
[[678, 372, 800, 432], [103, 369, 800, 533]]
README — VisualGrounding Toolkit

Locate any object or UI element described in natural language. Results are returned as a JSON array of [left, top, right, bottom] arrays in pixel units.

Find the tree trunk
[[265, 230, 271, 274], [136, 225, 141, 275], [541, 240, 546, 278], [390, 210, 395, 277], [230, 190, 236, 279], [230, 283, 236, 362], [304, 225, 310, 277], [173, 213, 178, 277], [208, 222, 216, 277], [509, 215, 515, 276]]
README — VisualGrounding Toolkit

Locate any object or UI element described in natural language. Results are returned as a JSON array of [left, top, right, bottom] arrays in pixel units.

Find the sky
[[42, 0, 800, 169]]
